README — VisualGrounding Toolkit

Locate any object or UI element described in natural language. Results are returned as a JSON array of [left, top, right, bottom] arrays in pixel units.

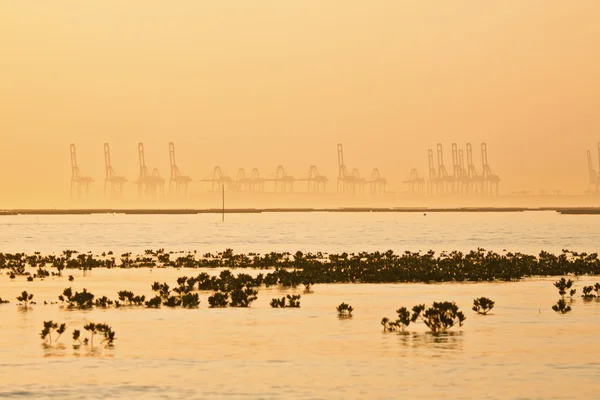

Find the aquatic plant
[[68, 275, 74, 281], [381, 317, 399, 332], [472, 297, 495, 315], [208, 292, 229, 308], [59, 287, 94, 309], [336, 302, 354, 317], [94, 296, 114, 308], [16, 290, 34, 306], [145, 295, 162, 308], [410, 302, 466, 333], [118, 291, 146, 306], [0, 297, 9, 304], [270, 297, 286, 308], [181, 293, 200, 308], [554, 278, 576, 298], [40, 321, 66, 345], [72, 329, 82, 346], [286, 294, 301, 308], [552, 299, 572, 314], [84, 322, 116, 348], [229, 285, 258, 307], [163, 296, 182, 308], [581, 286, 597, 299]]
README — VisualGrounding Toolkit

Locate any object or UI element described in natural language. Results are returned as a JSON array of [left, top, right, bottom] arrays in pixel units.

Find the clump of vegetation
[[581, 286, 597, 299], [554, 278, 576, 298], [229, 285, 258, 307], [72, 329, 82, 347], [286, 294, 301, 308], [59, 287, 95, 309], [208, 292, 229, 308], [336, 302, 354, 317], [181, 293, 200, 308], [117, 290, 145, 306], [94, 296, 114, 308], [163, 296, 182, 308], [0, 297, 9, 304], [382, 302, 466, 334], [270, 297, 286, 308], [84, 322, 116, 348], [16, 290, 34, 307], [40, 321, 66, 345], [145, 295, 162, 308], [269, 294, 301, 308], [552, 298, 572, 314], [472, 297, 495, 315]]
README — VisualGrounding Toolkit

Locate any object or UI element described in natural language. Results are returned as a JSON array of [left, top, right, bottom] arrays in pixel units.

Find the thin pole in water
[[222, 184, 225, 222]]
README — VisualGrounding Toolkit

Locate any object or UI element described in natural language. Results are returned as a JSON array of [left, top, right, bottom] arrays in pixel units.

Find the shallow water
[[1, 212, 600, 399], [0, 211, 599, 254]]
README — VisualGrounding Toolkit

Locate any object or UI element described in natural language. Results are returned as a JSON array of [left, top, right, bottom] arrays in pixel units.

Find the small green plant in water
[[410, 302, 466, 334], [554, 278, 576, 298], [163, 296, 182, 308], [286, 294, 301, 308], [229, 285, 258, 307], [40, 321, 66, 345], [472, 297, 495, 315], [181, 293, 200, 308], [552, 298, 572, 314], [208, 292, 229, 308], [17, 290, 34, 307], [336, 302, 353, 317], [145, 295, 162, 308], [581, 286, 597, 299], [270, 297, 286, 308]]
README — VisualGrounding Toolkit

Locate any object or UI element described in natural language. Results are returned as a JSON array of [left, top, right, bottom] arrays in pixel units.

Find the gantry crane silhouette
[[104, 143, 127, 198], [168, 142, 192, 195], [336, 143, 366, 195], [403, 168, 425, 195], [199, 166, 234, 191], [70, 144, 93, 199], [135, 143, 165, 198]]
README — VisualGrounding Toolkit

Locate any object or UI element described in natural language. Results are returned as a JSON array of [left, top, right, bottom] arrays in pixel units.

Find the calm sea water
[[1, 212, 600, 399], [0, 211, 599, 254]]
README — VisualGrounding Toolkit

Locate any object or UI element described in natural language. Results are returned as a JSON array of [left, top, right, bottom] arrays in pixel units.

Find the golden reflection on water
[[0, 268, 600, 399]]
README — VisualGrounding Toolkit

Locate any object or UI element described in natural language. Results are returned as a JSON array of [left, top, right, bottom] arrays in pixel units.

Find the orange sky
[[1, 1, 599, 207]]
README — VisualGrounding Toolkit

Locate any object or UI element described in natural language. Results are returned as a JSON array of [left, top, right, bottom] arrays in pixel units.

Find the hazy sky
[[1, 1, 599, 206]]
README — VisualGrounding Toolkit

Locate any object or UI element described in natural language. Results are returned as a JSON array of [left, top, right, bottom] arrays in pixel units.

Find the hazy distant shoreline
[[1, 207, 599, 215]]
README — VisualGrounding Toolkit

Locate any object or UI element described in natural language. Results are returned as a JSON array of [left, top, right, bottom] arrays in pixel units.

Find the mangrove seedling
[[163, 296, 182, 308], [336, 302, 354, 317], [396, 307, 411, 331], [181, 293, 200, 308], [208, 292, 229, 308], [145, 295, 162, 308], [84, 323, 98, 347], [17, 291, 34, 306], [554, 278, 576, 298], [270, 297, 286, 308], [68, 275, 74, 281], [40, 321, 66, 345], [581, 286, 597, 299], [472, 297, 495, 315], [286, 294, 301, 308], [410, 302, 466, 333], [72, 329, 82, 347], [0, 298, 9, 304], [381, 317, 399, 333], [151, 281, 161, 291], [229, 285, 258, 308], [94, 296, 113, 308], [552, 299, 572, 314], [96, 323, 116, 347]]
